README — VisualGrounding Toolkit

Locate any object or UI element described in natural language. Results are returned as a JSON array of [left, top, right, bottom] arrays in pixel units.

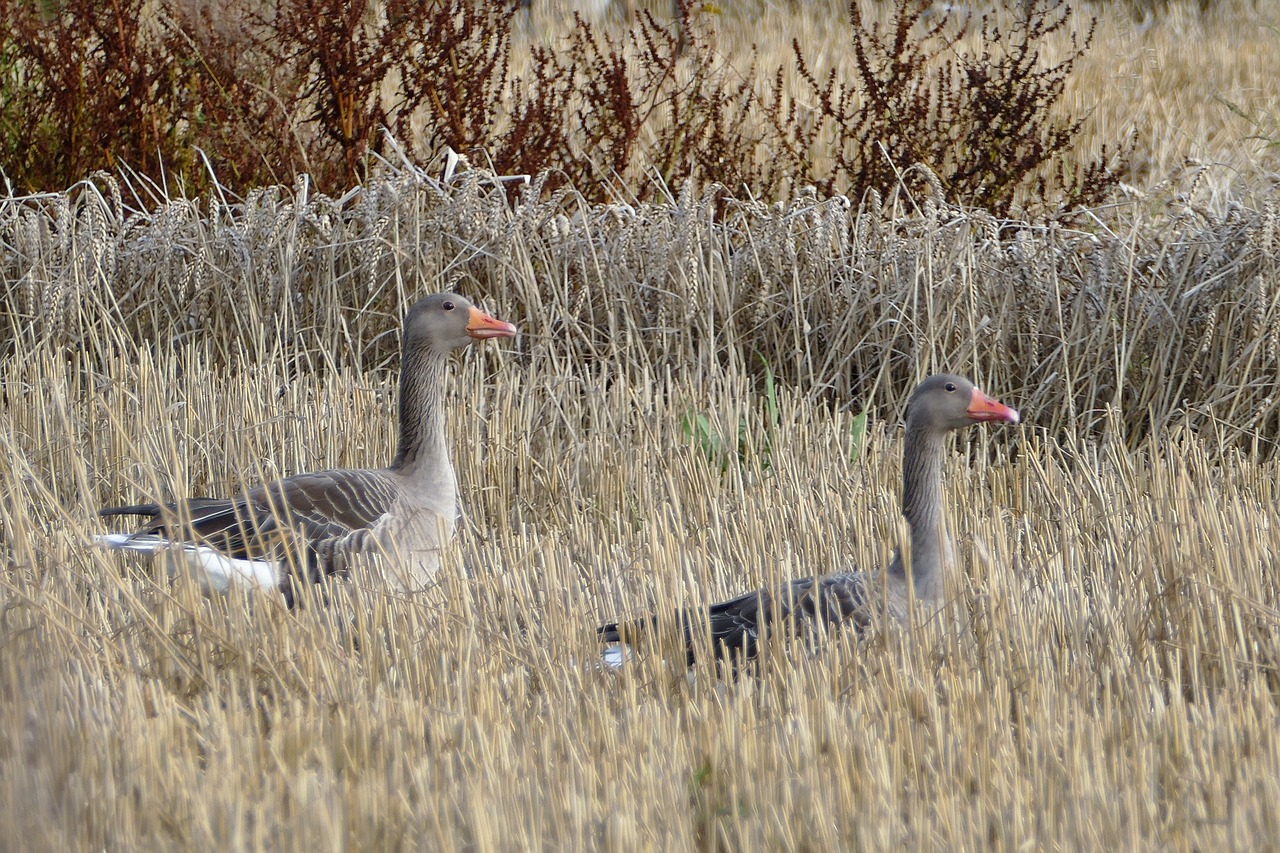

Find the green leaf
[[761, 357, 778, 430], [850, 411, 868, 462], [682, 411, 724, 460]]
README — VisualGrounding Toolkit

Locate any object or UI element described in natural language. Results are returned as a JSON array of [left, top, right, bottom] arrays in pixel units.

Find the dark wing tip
[[98, 503, 161, 519]]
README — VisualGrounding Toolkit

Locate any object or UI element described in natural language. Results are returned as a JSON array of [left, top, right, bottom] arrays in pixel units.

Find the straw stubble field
[[3, 1, 1280, 847], [4, 329, 1280, 849]]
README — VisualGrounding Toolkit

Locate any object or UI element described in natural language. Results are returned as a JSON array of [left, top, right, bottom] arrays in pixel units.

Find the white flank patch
[[601, 644, 632, 669], [95, 533, 168, 552], [95, 533, 281, 597]]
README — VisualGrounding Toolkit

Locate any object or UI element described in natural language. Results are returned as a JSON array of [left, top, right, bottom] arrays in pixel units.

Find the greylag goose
[[96, 293, 517, 605], [598, 374, 1019, 666]]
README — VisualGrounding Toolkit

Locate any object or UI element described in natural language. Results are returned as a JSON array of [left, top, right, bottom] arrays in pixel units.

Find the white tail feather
[[94, 533, 169, 553], [95, 533, 281, 596]]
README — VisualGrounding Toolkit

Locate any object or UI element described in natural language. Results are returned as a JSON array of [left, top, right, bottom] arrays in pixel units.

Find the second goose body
[[599, 374, 1019, 666]]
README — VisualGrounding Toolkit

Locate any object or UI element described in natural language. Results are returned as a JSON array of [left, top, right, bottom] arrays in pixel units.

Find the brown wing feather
[[251, 469, 399, 541], [100, 467, 400, 563], [600, 571, 875, 667]]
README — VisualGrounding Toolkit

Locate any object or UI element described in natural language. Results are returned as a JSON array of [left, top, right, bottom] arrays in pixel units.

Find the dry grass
[[1066, 1, 1280, 204], [4, 337, 1280, 849], [5, 163, 1280, 450], [515, 0, 1280, 206], [3, 4, 1280, 846]]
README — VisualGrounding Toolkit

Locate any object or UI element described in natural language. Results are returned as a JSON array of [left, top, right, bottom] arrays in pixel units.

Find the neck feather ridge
[[887, 420, 951, 601], [390, 346, 450, 479]]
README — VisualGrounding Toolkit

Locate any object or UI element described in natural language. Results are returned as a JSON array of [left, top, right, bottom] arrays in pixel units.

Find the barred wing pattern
[[600, 571, 876, 666], [100, 467, 403, 586]]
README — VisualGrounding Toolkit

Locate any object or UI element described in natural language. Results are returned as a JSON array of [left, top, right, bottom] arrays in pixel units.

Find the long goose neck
[[887, 421, 951, 600], [389, 344, 450, 478]]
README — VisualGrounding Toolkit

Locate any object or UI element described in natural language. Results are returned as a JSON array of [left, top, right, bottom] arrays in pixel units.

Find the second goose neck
[[888, 420, 951, 600]]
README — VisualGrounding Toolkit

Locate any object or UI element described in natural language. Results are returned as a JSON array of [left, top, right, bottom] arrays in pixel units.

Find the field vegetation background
[[3, 0, 1280, 848]]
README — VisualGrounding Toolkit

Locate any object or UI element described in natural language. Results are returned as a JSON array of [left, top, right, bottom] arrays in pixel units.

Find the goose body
[[96, 293, 517, 604], [599, 374, 1019, 666]]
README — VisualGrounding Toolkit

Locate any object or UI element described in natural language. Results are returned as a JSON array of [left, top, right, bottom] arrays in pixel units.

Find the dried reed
[[4, 161, 1279, 452]]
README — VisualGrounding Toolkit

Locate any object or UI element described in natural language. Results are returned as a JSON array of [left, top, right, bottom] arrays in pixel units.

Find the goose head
[[908, 374, 1020, 433], [404, 292, 518, 355]]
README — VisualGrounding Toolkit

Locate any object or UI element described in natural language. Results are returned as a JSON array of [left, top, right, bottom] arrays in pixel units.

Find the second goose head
[[906, 374, 1020, 433]]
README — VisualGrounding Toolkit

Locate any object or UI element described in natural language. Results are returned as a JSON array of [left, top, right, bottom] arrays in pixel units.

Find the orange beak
[[466, 306, 518, 341], [967, 387, 1020, 424]]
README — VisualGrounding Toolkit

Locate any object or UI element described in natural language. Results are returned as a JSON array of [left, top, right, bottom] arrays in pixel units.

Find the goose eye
[[442, 301, 455, 311], [945, 382, 956, 392]]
